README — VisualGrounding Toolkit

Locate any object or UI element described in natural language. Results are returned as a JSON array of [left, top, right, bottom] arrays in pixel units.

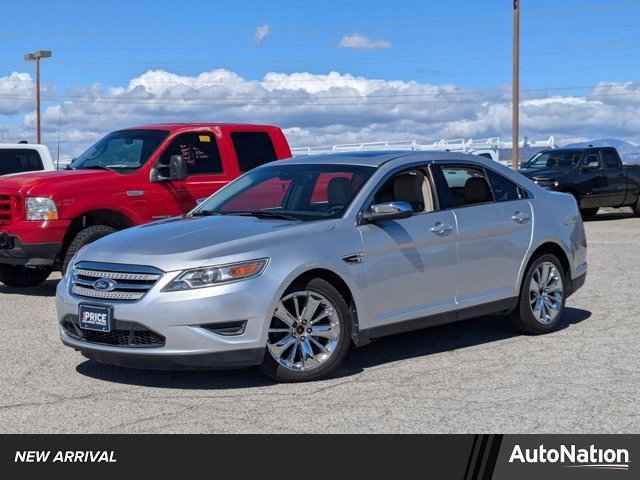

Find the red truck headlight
[[25, 197, 59, 221]]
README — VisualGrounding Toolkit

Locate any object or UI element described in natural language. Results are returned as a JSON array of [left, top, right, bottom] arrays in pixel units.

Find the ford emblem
[[94, 278, 117, 292]]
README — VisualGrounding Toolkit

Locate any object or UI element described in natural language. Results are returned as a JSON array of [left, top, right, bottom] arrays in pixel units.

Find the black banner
[[1, 435, 636, 478]]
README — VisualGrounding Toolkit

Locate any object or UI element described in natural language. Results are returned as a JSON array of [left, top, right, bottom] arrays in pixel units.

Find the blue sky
[[2, 0, 638, 91], [1, 0, 639, 155]]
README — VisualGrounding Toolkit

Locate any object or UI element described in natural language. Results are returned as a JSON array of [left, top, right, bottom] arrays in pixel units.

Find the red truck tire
[[62, 225, 116, 275]]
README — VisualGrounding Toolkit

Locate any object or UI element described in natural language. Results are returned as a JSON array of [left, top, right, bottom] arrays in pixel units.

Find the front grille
[[71, 261, 163, 301], [61, 314, 165, 348], [0, 195, 12, 225]]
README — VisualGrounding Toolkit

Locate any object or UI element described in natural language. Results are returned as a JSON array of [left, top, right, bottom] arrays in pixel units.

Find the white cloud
[[0, 72, 34, 115], [339, 34, 391, 50], [255, 24, 271, 45], [1, 69, 640, 159]]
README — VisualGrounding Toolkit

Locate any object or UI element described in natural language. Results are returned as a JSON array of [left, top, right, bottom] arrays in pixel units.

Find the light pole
[[24, 50, 52, 144], [512, 1, 520, 170]]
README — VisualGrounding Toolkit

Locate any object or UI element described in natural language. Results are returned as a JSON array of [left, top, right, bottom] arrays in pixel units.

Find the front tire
[[0, 265, 52, 287], [633, 198, 640, 217], [260, 278, 352, 382], [62, 225, 116, 274], [512, 254, 567, 334]]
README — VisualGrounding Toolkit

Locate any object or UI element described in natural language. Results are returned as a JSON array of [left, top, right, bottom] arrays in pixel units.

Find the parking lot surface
[[1, 210, 638, 433]]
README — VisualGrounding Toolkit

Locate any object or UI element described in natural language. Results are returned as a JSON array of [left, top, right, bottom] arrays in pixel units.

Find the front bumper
[[0, 220, 69, 267], [0, 233, 61, 266], [56, 269, 278, 370]]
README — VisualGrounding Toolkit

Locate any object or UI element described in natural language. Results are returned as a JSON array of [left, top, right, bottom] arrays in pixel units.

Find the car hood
[[0, 170, 118, 196], [519, 167, 570, 180], [77, 215, 336, 272]]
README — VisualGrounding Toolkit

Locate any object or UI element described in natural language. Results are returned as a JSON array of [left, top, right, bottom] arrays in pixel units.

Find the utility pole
[[512, 0, 520, 170], [24, 50, 52, 144]]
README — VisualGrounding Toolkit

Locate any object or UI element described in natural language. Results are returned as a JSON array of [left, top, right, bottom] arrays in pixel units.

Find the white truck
[[0, 143, 56, 176]]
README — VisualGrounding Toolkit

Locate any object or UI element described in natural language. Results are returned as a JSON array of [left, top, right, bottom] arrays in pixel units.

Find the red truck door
[[146, 130, 236, 219]]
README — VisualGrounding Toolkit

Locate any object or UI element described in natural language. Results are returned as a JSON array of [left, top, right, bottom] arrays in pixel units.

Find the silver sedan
[[57, 151, 588, 382]]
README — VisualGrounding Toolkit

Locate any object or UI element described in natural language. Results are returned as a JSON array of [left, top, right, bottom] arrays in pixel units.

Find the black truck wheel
[[580, 208, 599, 219], [62, 225, 116, 274], [0, 265, 52, 287], [634, 198, 640, 217]]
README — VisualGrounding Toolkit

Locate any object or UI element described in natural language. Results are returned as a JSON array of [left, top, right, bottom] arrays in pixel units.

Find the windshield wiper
[[190, 210, 221, 217], [217, 210, 300, 221], [80, 165, 117, 172]]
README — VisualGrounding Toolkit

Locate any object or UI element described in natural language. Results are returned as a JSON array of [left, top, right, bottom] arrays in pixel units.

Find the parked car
[[57, 151, 587, 382], [0, 123, 291, 287], [520, 147, 640, 218], [0, 143, 55, 176]]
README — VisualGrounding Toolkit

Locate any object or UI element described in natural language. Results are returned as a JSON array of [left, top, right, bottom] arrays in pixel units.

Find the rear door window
[[0, 149, 44, 175], [433, 165, 494, 208], [231, 132, 277, 172], [486, 169, 526, 202]]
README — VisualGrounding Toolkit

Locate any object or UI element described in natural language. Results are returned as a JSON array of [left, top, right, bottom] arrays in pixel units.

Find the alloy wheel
[[267, 290, 341, 372], [529, 261, 564, 325]]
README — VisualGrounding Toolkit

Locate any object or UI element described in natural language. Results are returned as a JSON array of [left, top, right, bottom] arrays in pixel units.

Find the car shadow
[[584, 209, 636, 222], [75, 307, 591, 390], [0, 278, 59, 297]]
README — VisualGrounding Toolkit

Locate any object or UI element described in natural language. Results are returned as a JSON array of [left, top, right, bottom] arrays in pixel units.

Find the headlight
[[553, 181, 560, 188], [26, 197, 58, 221], [163, 258, 268, 291]]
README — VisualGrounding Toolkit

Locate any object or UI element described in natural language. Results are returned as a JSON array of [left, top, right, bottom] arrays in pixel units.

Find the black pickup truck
[[520, 147, 640, 217]]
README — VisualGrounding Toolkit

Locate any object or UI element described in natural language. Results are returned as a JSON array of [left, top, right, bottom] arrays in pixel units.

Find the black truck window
[[231, 132, 277, 172], [602, 149, 622, 169]]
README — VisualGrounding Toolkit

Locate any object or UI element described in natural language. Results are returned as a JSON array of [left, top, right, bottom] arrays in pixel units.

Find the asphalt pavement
[[1, 209, 638, 433]]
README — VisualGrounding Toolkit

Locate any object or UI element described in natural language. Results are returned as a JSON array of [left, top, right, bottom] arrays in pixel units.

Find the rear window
[[0, 149, 44, 175], [231, 132, 277, 172]]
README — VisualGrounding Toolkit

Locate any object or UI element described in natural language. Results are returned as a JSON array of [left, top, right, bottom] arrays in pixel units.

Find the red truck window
[[311, 172, 355, 203], [231, 132, 277, 172], [222, 177, 292, 211], [161, 133, 223, 174]]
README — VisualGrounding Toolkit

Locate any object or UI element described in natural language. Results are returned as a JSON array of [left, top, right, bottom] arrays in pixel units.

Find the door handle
[[512, 211, 530, 224], [430, 222, 453, 236]]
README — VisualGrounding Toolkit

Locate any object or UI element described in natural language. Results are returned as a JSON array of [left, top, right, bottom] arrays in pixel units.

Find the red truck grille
[[0, 195, 13, 225]]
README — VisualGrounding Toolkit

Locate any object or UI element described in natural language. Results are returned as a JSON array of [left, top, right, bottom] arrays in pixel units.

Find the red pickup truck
[[0, 123, 291, 287]]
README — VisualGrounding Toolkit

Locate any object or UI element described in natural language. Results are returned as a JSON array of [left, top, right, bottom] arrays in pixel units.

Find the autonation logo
[[509, 444, 630, 471]]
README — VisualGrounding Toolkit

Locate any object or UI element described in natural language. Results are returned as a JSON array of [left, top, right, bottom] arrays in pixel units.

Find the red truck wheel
[[0, 265, 52, 288], [62, 225, 116, 274]]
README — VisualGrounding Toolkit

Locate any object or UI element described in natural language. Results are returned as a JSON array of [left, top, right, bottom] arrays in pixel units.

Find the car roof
[[126, 123, 281, 132], [285, 150, 486, 168]]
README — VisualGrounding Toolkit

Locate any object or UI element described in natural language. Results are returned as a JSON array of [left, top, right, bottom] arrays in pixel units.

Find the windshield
[[71, 129, 169, 172], [523, 150, 582, 170], [191, 163, 375, 221]]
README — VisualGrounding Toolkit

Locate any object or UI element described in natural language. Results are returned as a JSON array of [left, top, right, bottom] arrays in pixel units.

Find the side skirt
[[357, 297, 518, 344]]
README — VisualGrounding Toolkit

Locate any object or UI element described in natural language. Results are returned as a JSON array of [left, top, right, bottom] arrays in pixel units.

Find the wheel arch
[[519, 241, 572, 293], [60, 209, 134, 260], [280, 267, 365, 346]]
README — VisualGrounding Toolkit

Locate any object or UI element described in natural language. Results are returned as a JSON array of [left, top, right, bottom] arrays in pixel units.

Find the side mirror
[[361, 201, 414, 223], [152, 155, 188, 182]]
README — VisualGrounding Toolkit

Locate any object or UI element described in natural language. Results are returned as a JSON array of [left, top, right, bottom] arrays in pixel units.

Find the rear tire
[[580, 208, 598, 219], [512, 254, 567, 335], [260, 278, 352, 382], [62, 225, 116, 274], [633, 198, 640, 217], [0, 265, 52, 287]]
